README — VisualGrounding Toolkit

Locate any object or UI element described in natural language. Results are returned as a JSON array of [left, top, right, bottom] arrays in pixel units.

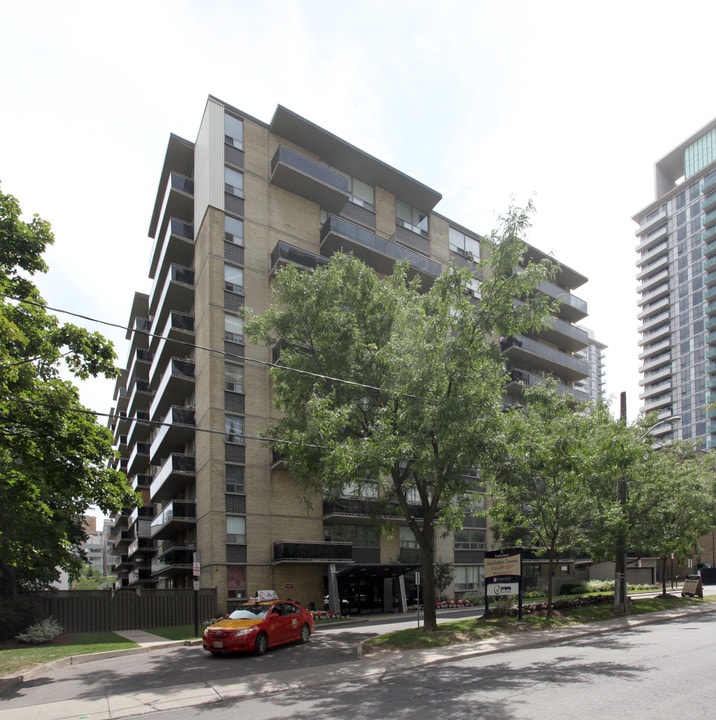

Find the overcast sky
[[3, 0, 716, 422]]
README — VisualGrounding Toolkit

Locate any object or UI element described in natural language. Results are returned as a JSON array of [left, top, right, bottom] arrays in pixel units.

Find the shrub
[[462, 593, 484, 607], [15, 617, 64, 645], [0, 597, 44, 640]]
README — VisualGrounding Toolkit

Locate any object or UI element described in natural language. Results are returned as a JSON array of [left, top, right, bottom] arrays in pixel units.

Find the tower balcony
[[270, 240, 329, 276], [150, 500, 196, 541], [149, 312, 195, 381], [150, 405, 196, 464], [273, 541, 353, 564], [150, 453, 196, 503], [151, 546, 194, 578], [320, 215, 441, 288], [149, 358, 195, 420], [535, 279, 588, 323], [270, 144, 350, 213], [500, 336, 588, 383], [149, 264, 195, 329], [149, 217, 194, 281]]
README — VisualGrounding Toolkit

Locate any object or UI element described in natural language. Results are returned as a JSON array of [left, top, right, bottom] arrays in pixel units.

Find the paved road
[[1, 596, 714, 720], [140, 608, 716, 720]]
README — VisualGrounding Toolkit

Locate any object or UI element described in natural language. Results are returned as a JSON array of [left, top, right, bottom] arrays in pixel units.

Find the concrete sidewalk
[[1, 602, 714, 720]]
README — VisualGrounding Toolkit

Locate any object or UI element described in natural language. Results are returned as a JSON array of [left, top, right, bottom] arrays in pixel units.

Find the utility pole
[[614, 391, 628, 614]]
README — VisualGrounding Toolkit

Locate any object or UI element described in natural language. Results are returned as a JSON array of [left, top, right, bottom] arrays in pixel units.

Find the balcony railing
[[273, 541, 353, 563], [150, 453, 196, 503], [270, 240, 329, 275], [151, 546, 194, 576], [150, 500, 196, 540], [320, 215, 441, 287], [270, 145, 350, 212]]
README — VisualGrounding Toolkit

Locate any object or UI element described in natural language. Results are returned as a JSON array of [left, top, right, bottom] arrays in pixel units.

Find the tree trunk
[[546, 553, 556, 619], [0, 560, 18, 598], [420, 549, 437, 631], [661, 556, 667, 596]]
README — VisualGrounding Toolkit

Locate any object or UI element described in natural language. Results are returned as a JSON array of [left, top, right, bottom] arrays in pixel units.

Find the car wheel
[[300, 624, 311, 643], [254, 632, 268, 656]]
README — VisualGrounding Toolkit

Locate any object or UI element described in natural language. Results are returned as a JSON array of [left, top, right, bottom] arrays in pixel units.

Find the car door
[[279, 602, 301, 642]]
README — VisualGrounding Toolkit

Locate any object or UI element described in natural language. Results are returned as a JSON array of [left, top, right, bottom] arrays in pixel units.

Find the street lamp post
[[613, 391, 680, 615]]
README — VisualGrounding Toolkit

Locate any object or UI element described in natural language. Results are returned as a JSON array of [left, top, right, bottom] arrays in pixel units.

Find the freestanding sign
[[484, 548, 523, 620]]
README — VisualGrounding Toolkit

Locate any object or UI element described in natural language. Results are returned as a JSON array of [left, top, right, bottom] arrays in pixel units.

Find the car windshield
[[228, 606, 269, 620]]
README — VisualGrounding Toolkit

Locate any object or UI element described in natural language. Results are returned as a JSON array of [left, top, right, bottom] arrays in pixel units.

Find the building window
[[227, 566, 246, 598], [226, 465, 245, 494], [454, 565, 483, 591], [225, 113, 243, 150], [325, 523, 379, 548], [224, 264, 244, 294], [341, 480, 379, 498], [225, 215, 243, 245], [399, 527, 418, 549], [454, 529, 485, 550], [226, 515, 246, 544], [225, 415, 244, 444], [225, 363, 244, 394], [224, 314, 243, 343], [449, 227, 481, 260], [225, 167, 244, 198], [349, 177, 374, 210], [396, 200, 428, 236]]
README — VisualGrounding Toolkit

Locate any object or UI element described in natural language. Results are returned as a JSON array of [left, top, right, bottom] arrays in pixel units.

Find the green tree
[[634, 442, 715, 595], [70, 563, 115, 590], [0, 184, 139, 598], [244, 204, 557, 631], [485, 381, 601, 617], [587, 411, 715, 607]]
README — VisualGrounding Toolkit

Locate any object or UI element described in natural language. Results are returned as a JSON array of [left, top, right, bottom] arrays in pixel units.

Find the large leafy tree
[[587, 411, 715, 607], [629, 441, 715, 595], [485, 382, 602, 617], [0, 184, 138, 598], [244, 205, 557, 631]]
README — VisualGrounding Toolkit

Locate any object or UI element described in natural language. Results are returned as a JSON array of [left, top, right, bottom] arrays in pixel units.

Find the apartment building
[[108, 96, 593, 614], [634, 119, 716, 447]]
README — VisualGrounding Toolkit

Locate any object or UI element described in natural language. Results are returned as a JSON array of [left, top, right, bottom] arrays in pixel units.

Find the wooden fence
[[29, 588, 218, 633]]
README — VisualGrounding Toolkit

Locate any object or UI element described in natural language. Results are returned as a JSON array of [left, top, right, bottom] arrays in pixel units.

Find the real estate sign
[[484, 548, 523, 620]]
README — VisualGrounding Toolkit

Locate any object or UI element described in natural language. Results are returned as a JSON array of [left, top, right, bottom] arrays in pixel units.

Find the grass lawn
[[361, 594, 714, 655], [0, 625, 200, 679]]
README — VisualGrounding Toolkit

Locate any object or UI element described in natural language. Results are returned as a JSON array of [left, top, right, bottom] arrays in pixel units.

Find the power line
[[0, 292, 404, 396]]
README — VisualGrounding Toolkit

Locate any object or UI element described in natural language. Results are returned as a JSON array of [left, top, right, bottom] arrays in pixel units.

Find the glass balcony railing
[[273, 541, 353, 563]]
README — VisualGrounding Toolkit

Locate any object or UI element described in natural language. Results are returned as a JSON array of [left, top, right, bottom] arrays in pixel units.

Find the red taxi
[[203, 598, 314, 656]]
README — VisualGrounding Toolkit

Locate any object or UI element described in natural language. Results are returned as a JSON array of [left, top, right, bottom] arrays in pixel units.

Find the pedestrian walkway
[[111, 629, 184, 647]]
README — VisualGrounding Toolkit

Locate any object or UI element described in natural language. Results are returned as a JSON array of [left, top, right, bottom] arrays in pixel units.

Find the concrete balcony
[[126, 441, 150, 477], [150, 405, 195, 465], [150, 500, 196, 541], [320, 215, 441, 288], [536, 279, 588, 323], [150, 453, 195, 503], [149, 312, 195, 381], [149, 357, 195, 420], [152, 546, 194, 578], [273, 541, 353, 564], [149, 216, 194, 281], [270, 144, 350, 212], [500, 336, 588, 383], [270, 240, 329, 276], [149, 264, 195, 330]]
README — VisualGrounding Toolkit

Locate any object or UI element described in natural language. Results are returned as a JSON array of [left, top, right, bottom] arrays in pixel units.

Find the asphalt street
[[1, 594, 715, 720]]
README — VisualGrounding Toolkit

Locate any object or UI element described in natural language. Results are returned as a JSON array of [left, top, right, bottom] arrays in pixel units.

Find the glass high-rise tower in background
[[634, 119, 716, 447]]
